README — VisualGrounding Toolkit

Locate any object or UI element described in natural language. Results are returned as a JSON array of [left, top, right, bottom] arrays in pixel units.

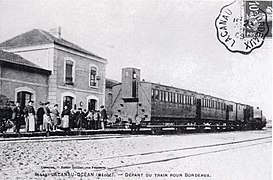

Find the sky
[[0, 0, 272, 118]]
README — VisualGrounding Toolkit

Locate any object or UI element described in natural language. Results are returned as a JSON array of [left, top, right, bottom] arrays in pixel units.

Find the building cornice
[[57, 85, 104, 95]]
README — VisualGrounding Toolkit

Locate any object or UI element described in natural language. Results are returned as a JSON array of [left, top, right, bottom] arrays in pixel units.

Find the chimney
[[49, 27, 61, 38]]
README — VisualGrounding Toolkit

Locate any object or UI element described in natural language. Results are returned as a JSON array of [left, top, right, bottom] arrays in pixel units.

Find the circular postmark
[[215, 0, 269, 54]]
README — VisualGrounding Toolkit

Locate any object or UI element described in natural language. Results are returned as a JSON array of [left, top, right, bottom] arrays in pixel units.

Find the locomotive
[[109, 67, 266, 133]]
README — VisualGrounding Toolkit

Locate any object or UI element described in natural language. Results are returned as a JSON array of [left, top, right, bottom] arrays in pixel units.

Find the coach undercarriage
[[143, 117, 253, 134]]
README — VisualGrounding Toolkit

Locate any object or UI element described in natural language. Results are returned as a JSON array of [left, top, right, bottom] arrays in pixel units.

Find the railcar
[[109, 67, 266, 133]]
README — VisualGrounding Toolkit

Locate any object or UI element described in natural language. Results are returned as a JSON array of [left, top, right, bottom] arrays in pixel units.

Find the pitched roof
[[0, 49, 50, 74], [0, 29, 106, 60]]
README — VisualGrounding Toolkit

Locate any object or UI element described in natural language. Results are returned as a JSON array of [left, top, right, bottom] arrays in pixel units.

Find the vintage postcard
[[0, 0, 272, 179]]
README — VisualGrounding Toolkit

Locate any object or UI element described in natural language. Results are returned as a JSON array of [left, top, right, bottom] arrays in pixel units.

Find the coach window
[[155, 90, 159, 100], [179, 94, 182, 104], [160, 91, 164, 101]]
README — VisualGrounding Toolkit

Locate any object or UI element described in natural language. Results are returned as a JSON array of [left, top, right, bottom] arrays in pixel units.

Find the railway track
[[1, 134, 271, 174], [69, 135, 271, 170], [0, 134, 144, 143]]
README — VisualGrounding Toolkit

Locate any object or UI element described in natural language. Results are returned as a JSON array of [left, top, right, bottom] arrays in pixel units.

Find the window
[[17, 91, 33, 109], [88, 99, 97, 111], [230, 105, 234, 111], [155, 90, 159, 100], [152, 89, 159, 100], [65, 60, 74, 84], [175, 93, 177, 103], [90, 66, 97, 87], [178, 94, 181, 103], [166, 92, 169, 102], [63, 96, 74, 110], [160, 91, 164, 101]]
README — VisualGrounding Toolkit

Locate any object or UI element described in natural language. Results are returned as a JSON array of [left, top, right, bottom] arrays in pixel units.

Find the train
[[109, 67, 266, 133]]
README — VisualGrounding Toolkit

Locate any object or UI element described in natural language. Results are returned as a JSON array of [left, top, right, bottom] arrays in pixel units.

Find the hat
[[54, 104, 58, 107], [45, 102, 50, 105], [78, 108, 82, 110], [100, 105, 105, 108], [28, 100, 34, 103]]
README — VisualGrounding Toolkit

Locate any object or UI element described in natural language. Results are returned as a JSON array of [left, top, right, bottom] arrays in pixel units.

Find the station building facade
[[0, 50, 50, 109], [0, 29, 107, 111]]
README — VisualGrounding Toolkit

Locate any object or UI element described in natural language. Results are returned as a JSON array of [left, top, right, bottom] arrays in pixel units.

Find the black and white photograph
[[0, 0, 272, 179]]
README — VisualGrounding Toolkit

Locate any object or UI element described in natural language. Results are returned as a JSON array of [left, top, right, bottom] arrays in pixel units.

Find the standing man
[[43, 102, 52, 135], [24, 101, 35, 132], [12, 102, 24, 135], [36, 103, 45, 132], [135, 114, 142, 133], [131, 116, 137, 133], [100, 106, 107, 129], [51, 104, 60, 131], [76, 108, 85, 134]]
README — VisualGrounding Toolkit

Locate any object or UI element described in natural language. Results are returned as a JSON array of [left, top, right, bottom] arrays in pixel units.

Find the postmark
[[215, 0, 270, 54]]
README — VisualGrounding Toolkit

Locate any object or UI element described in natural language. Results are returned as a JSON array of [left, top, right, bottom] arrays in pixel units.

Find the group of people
[[3, 101, 108, 135]]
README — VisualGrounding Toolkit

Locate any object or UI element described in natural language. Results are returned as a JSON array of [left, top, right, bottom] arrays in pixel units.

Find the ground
[[0, 128, 271, 180]]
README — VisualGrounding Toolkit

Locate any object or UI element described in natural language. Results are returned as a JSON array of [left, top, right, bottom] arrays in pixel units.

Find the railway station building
[[0, 28, 107, 111], [0, 50, 51, 109]]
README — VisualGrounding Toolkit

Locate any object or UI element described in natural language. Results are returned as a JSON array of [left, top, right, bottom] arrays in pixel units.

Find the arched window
[[63, 96, 74, 110], [17, 91, 33, 109]]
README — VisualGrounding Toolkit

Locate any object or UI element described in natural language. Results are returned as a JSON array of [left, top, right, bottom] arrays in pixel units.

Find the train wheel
[[196, 126, 204, 133], [177, 127, 186, 133], [211, 124, 217, 132], [226, 124, 231, 131], [151, 127, 161, 135]]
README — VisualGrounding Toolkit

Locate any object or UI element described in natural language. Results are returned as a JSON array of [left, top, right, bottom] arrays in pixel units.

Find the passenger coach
[[109, 67, 265, 133]]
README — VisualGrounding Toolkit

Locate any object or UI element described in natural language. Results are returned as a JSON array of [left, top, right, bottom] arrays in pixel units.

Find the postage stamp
[[215, 0, 271, 54]]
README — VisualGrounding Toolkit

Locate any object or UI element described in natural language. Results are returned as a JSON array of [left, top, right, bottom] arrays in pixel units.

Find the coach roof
[[0, 29, 106, 60]]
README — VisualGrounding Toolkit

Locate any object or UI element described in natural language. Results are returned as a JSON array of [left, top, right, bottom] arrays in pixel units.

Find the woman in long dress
[[61, 105, 70, 130], [24, 101, 35, 132]]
